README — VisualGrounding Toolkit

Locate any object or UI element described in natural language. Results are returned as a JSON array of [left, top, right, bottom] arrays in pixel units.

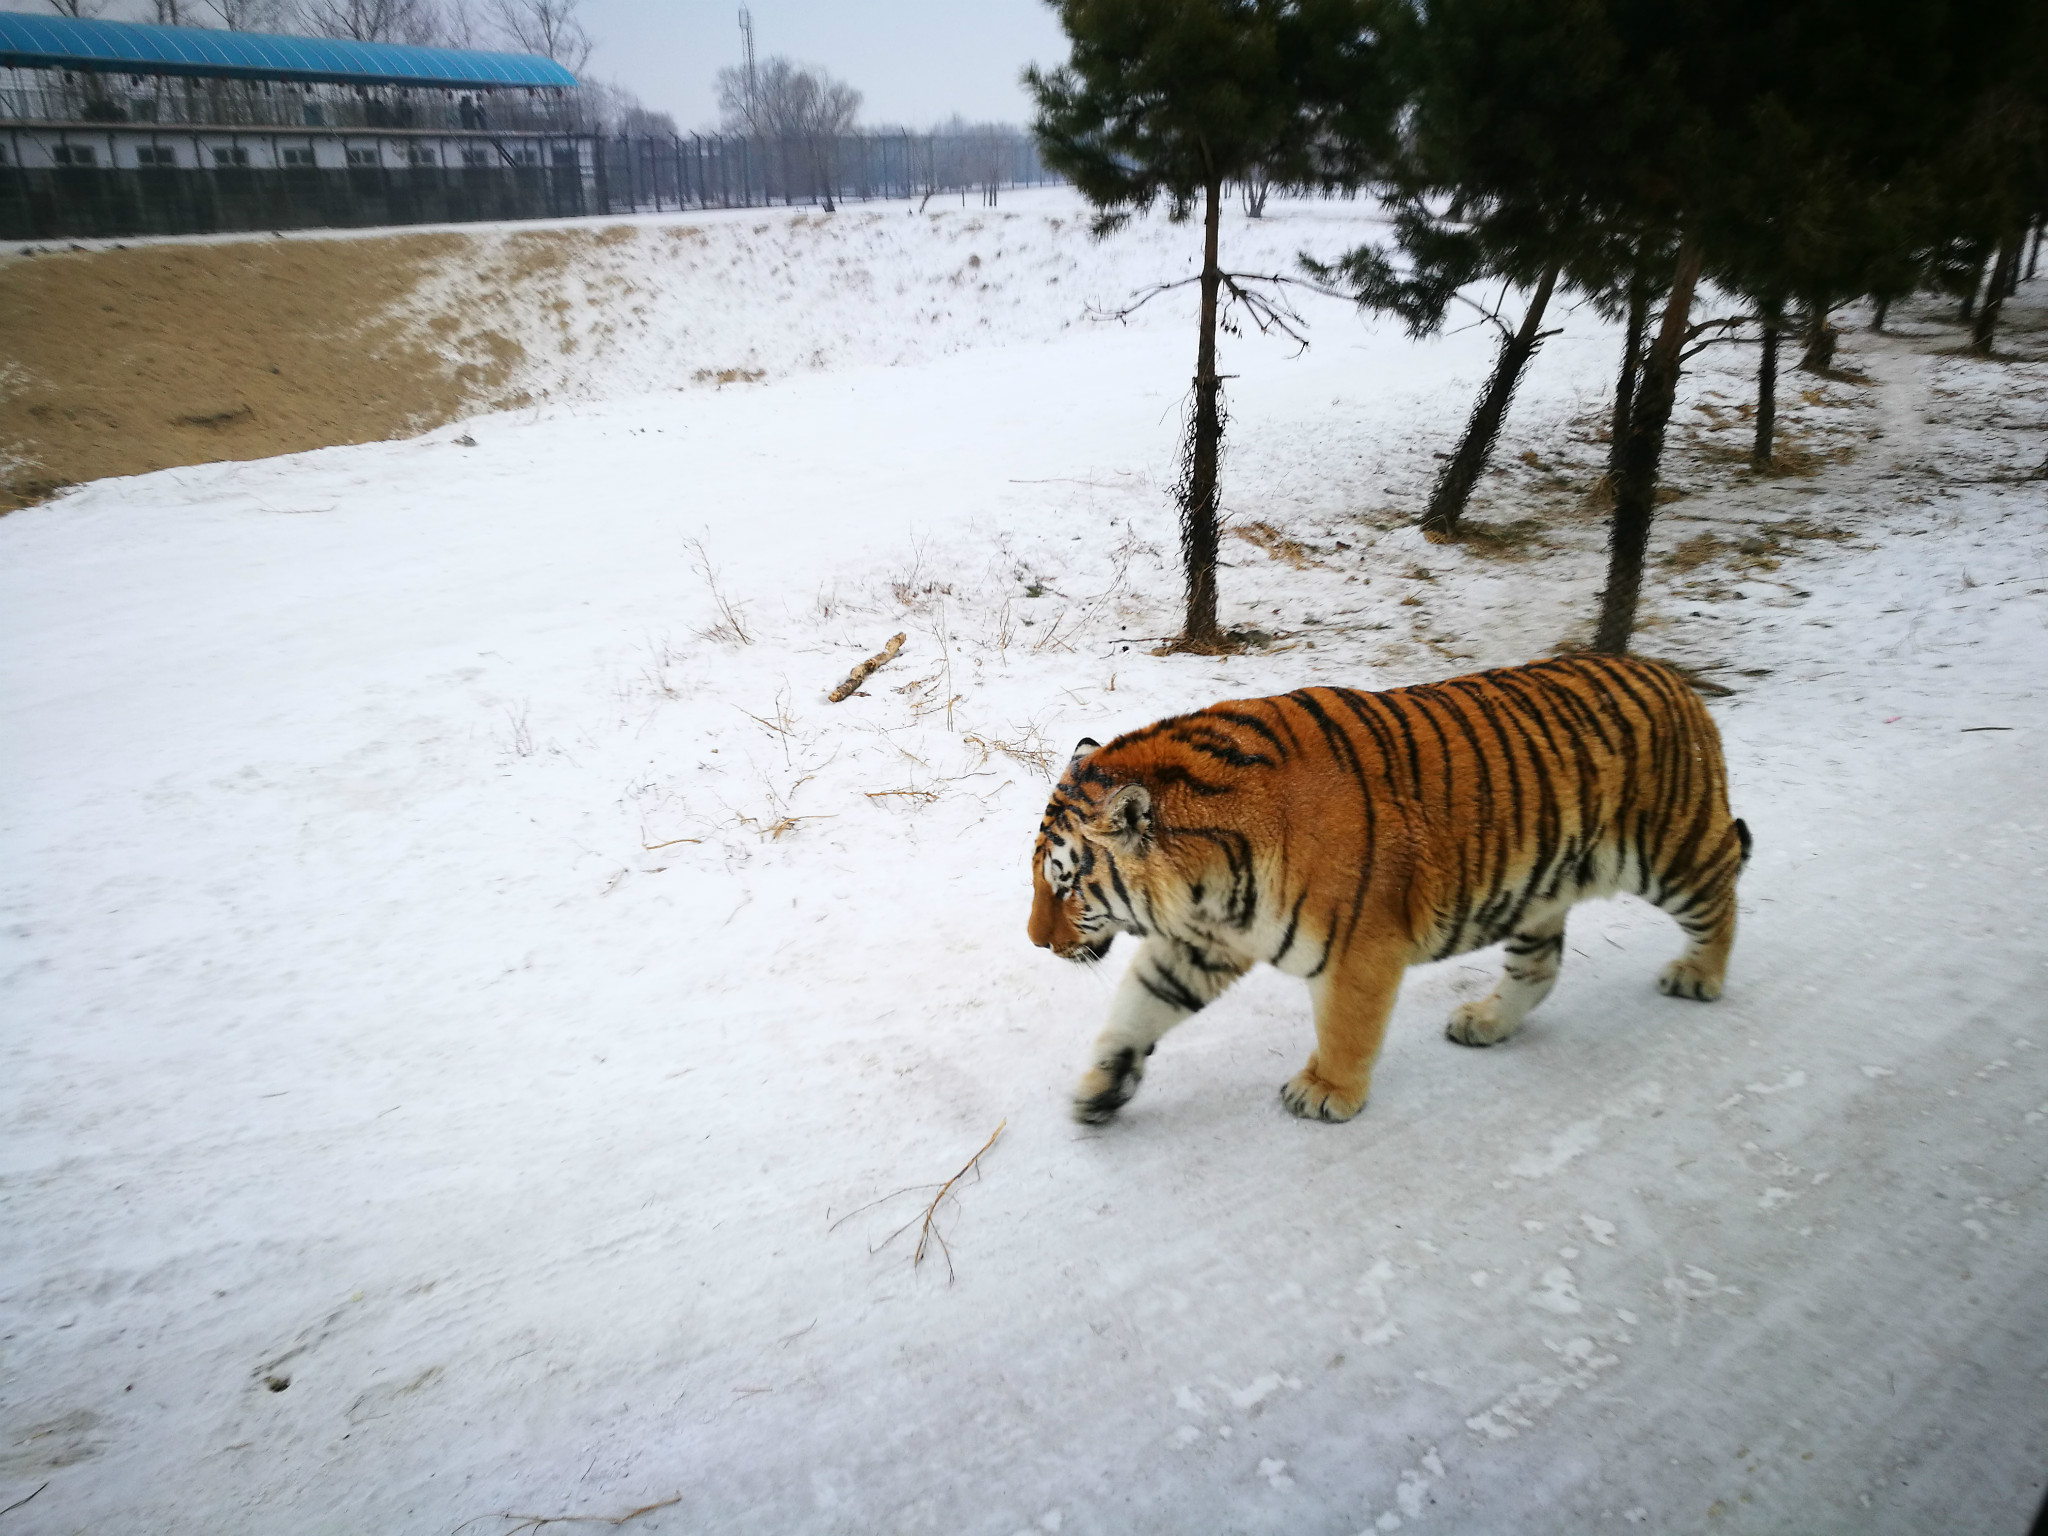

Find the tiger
[[1027, 653, 1751, 1125]]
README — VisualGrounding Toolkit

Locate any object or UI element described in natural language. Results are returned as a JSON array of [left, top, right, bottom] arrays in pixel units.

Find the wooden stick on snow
[[827, 632, 906, 702]]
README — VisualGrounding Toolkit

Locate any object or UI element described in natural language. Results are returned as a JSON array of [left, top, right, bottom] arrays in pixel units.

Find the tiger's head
[[1027, 737, 1157, 962]]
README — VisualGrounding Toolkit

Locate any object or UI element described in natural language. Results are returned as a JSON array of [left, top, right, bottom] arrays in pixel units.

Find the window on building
[[52, 145, 98, 167], [346, 148, 378, 167], [135, 146, 177, 167], [212, 147, 250, 167], [461, 149, 491, 167], [408, 147, 438, 167], [282, 148, 316, 167]]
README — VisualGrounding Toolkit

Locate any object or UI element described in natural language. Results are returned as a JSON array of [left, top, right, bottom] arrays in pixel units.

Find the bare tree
[[45, 0, 110, 16], [714, 56, 860, 207], [558, 77, 675, 135], [488, 0, 592, 72], [195, 0, 288, 28], [715, 56, 859, 139], [618, 102, 678, 137], [435, 0, 484, 48], [294, 0, 439, 45]]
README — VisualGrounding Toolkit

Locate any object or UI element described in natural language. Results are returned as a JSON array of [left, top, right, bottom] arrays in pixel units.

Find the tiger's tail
[[1734, 818, 1754, 868]]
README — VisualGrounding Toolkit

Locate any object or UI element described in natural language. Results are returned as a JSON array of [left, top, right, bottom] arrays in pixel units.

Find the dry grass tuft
[[1661, 532, 1728, 572], [1453, 518, 1551, 560], [1231, 519, 1318, 568], [964, 730, 1058, 778], [687, 539, 753, 646], [1761, 517, 1853, 542]]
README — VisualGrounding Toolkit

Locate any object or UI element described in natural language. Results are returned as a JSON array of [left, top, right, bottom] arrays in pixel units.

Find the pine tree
[[1751, 302, 1782, 471], [1312, 196, 1573, 542], [1959, 74, 2048, 355], [1384, 0, 2017, 653], [1027, 0, 1398, 649]]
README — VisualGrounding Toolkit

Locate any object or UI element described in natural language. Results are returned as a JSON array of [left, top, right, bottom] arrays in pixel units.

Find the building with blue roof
[[0, 13, 1060, 242], [0, 12, 579, 91], [0, 11, 606, 238]]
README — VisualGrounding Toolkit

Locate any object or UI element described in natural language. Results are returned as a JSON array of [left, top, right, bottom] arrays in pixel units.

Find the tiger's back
[[1029, 653, 1749, 1124]]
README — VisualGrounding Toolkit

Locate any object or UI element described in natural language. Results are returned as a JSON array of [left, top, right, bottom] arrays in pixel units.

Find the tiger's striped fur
[[1026, 653, 1751, 1124]]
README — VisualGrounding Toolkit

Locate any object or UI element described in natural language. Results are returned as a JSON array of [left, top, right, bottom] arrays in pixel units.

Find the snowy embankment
[[411, 188, 1406, 411], [3, 192, 2045, 1536]]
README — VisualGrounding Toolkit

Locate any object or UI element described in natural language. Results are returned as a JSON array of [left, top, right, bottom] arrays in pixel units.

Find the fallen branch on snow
[[827, 633, 906, 702], [908, 1120, 1004, 1277], [453, 1493, 681, 1536], [0, 1484, 49, 1521], [828, 1120, 1006, 1283]]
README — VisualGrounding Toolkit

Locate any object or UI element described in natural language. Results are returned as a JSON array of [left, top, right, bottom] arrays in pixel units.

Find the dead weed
[[1231, 519, 1319, 568]]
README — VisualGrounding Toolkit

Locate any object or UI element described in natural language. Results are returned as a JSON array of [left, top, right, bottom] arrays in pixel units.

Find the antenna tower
[[738, 7, 757, 132]]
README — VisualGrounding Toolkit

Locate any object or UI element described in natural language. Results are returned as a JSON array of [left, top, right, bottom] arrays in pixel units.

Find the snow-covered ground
[[4, 192, 2046, 1536]]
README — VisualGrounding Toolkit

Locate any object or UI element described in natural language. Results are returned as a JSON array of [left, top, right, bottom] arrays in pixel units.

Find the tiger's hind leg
[[1653, 819, 1749, 1002], [1447, 909, 1568, 1047]]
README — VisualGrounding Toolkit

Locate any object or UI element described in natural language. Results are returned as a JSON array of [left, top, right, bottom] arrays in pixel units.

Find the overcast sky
[[565, 0, 1070, 131]]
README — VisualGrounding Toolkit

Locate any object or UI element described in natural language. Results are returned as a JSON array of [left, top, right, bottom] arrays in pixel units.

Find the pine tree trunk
[[1959, 259, 1982, 322], [2029, 215, 2042, 280], [1607, 277, 1649, 483], [1592, 236, 1701, 656], [1420, 263, 1560, 542], [1971, 227, 2023, 355], [1873, 294, 1890, 332], [1180, 172, 1226, 647], [1798, 307, 1836, 373], [1752, 316, 1778, 471]]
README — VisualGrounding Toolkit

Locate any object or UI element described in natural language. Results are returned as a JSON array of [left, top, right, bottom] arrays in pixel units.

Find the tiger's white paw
[[1279, 1067, 1366, 1123], [1657, 959, 1723, 1001], [1446, 995, 1523, 1047], [1072, 1047, 1145, 1124]]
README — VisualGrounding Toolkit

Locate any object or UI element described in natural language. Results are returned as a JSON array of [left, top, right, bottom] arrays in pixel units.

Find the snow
[[4, 190, 2047, 1536]]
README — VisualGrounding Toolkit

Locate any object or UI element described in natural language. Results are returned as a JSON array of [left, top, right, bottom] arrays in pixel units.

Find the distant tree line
[[1029, 0, 2047, 655]]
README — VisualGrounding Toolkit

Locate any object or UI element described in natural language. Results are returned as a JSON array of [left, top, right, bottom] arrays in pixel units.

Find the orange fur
[[1028, 654, 1749, 1123]]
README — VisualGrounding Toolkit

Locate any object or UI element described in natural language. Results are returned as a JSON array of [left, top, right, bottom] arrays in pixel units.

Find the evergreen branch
[[1679, 315, 1752, 361], [1218, 272, 1313, 352], [1087, 274, 1204, 324], [1088, 271, 1341, 350], [1445, 288, 1518, 341]]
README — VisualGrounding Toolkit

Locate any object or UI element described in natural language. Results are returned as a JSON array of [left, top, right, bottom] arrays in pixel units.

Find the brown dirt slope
[[0, 233, 529, 510]]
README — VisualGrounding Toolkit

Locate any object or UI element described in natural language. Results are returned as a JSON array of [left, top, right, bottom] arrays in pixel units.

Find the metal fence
[[602, 131, 1056, 213], [0, 127, 1057, 239]]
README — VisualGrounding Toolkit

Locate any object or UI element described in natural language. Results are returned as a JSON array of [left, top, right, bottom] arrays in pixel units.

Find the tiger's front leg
[[1072, 937, 1248, 1124], [1282, 936, 1409, 1123]]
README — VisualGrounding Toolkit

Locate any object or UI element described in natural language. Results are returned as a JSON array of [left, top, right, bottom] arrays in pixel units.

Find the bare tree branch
[[486, 0, 592, 72]]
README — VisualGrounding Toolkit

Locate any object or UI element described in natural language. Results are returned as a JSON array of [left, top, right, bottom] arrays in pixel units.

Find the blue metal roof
[[0, 12, 579, 90]]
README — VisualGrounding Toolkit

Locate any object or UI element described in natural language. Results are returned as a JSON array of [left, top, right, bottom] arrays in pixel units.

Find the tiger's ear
[[1069, 737, 1101, 768], [1084, 783, 1152, 854]]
